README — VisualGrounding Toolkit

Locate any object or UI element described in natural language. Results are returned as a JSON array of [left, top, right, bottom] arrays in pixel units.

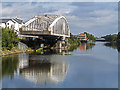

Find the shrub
[[2, 28, 19, 50]]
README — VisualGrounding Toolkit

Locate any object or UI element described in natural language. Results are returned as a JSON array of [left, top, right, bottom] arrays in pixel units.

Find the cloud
[[47, 9, 72, 15], [67, 13, 117, 36], [1, 2, 118, 36], [65, 2, 118, 36], [2, 3, 43, 20], [1, 2, 76, 21]]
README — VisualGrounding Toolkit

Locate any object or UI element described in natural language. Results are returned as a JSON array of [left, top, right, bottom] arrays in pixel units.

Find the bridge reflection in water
[[18, 53, 69, 84]]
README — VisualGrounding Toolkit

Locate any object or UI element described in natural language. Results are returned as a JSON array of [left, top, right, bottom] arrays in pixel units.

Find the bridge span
[[20, 15, 70, 40]]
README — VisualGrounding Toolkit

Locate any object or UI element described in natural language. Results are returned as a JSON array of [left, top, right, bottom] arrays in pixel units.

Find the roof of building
[[79, 34, 86, 36], [0, 19, 15, 23], [74, 34, 86, 38], [0, 18, 23, 24], [13, 18, 23, 24]]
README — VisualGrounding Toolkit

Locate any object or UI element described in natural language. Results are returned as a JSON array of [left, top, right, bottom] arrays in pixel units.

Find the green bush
[[2, 28, 19, 50], [68, 33, 81, 46]]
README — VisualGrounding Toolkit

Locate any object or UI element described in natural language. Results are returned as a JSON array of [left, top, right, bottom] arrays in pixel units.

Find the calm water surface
[[2, 42, 118, 88]]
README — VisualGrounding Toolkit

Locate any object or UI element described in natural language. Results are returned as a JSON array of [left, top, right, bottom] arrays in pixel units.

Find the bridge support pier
[[51, 40, 68, 49], [62, 36, 65, 40]]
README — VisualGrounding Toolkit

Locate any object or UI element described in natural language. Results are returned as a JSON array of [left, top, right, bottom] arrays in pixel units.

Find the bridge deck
[[20, 30, 51, 35]]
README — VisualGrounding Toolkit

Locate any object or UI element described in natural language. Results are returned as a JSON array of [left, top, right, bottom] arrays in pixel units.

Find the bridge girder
[[20, 15, 70, 38]]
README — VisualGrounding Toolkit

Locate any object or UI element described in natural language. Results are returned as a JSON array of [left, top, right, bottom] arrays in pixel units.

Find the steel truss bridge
[[20, 15, 70, 40]]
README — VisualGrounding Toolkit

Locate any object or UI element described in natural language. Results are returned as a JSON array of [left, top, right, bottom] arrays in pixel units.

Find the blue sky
[[1, 2, 118, 37]]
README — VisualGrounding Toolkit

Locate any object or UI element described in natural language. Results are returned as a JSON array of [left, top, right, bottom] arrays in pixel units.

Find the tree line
[[102, 32, 120, 52], [102, 34, 117, 43]]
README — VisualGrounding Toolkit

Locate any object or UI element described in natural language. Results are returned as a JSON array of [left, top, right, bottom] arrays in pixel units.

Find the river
[[1, 42, 119, 88]]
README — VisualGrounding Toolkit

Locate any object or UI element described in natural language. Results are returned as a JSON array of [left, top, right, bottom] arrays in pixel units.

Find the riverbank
[[1, 47, 34, 57], [1, 47, 23, 57]]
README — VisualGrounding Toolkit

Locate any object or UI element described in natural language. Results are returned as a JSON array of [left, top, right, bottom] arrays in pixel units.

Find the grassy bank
[[1, 47, 23, 56], [1, 47, 35, 56], [25, 48, 34, 53], [35, 48, 43, 54]]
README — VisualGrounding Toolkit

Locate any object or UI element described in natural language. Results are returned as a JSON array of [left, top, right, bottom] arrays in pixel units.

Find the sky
[[1, 2, 118, 37]]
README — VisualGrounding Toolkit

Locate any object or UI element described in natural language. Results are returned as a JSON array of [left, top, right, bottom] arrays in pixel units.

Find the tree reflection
[[104, 42, 120, 52], [104, 43, 117, 49], [2, 55, 18, 80], [68, 45, 78, 52], [86, 43, 95, 50], [117, 47, 120, 52]]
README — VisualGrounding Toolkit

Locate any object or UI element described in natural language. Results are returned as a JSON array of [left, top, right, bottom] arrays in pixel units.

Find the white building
[[0, 19, 15, 29], [0, 18, 24, 35]]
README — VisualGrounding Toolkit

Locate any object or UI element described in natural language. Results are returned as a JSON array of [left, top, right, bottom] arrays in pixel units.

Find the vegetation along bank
[[102, 32, 120, 52]]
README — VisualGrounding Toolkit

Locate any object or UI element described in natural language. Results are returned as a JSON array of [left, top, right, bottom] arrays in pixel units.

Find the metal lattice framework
[[20, 15, 70, 37]]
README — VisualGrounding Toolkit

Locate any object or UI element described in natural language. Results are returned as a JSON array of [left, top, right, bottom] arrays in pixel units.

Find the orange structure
[[74, 33, 87, 41]]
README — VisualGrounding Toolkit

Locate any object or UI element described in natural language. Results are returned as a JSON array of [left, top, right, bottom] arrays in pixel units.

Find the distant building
[[0, 18, 24, 35], [74, 33, 87, 41]]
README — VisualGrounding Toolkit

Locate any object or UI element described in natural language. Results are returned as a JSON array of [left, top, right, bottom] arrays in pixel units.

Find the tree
[[2, 28, 19, 50], [84, 32, 95, 42], [103, 34, 117, 42], [117, 32, 120, 52], [68, 33, 81, 46]]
